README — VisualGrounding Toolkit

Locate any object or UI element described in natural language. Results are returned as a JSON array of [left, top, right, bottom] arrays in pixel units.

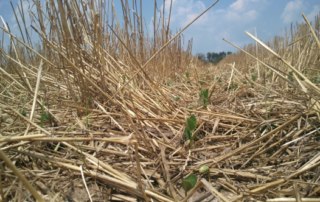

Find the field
[[1, 0, 320, 201]]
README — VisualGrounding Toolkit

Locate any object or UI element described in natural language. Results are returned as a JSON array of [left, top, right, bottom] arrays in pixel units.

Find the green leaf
[[260, 125, 268, 133], [203, 98, 209, 107], [199, 165, 209, 173], [186, 72, 190, 79], [174, 96, 180, 101], [186, 115, 197, 132], [167, 82, 173, 86], [185, 174, 197, 187], [181, 181, 192, 197], [191, 130, 200, 142], [41, 113, 49, 121], [202, 89, 209, 98], [19, 109, 26, 117], [187, 106, 193, 110], [185, 128, 191, 140], [252, 75, 257, 82], [181, 174, 197, 196]]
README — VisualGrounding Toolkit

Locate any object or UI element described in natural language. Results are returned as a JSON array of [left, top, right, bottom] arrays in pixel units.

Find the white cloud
[[307, 5, 320, 22], [230, 0, 265, 12], [244, 10, 258, 20], [230, 0, 245, 11], [150, 0, 264, 53], [281, 0, 305, 24]]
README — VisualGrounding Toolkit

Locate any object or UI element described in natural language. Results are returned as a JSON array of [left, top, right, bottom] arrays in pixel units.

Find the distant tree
[[197, 53, 206, 61], [197, 51, 232, 64]]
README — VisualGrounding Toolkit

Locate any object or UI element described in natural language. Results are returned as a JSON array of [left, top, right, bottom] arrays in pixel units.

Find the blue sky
[[0, 0, 319, 55]]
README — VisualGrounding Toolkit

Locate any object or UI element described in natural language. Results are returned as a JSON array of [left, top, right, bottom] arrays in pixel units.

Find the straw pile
[[1, 0, 320, 201]]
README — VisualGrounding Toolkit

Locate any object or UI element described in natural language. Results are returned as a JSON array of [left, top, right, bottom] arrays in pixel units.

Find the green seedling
[[185, 115, 199, 149], [174, 96, 180, 101], [40, 100, 53, 129], [19, 109, 27, 117], [288, 71, 294, 82], [198, 89, 209, 108], [200, 80, 205, 86], [251, 75, 257, 82], [167, 82, 173, 86], [199, 165, 211, 182], [260, 124, 277, 134], [312, 77, 320, 83], [186, 72, 190, 79], [181, 174, 197, 196], [227, 81, 238, 90]]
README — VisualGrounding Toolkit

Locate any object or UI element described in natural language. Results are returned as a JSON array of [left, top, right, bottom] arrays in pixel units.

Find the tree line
[[196, 51, 232, 64]]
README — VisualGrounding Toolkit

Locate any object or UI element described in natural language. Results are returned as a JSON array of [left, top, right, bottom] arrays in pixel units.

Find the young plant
[[181, 174, 197, 196], [199, 165, 211, 182], [198, 89, 209, 108], [185, 115, 199, 149], [251, 74, 257, 82], [19, 108, 27, 117]]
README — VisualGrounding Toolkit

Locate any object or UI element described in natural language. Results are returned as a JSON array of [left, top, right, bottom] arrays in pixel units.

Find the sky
[[0, 0, 319, 55]]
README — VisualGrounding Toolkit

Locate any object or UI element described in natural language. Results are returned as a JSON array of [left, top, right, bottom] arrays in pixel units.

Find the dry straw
[[1, 0, 320, 201]]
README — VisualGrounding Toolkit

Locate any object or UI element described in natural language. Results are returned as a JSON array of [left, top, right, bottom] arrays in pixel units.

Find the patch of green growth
[[185, 115, 200, 149], [199, 165, 211, 182], [260, 124, 277, 134], [174, 96, 180, 101], [288, 71, 294, 82], [19, 109, 27, 117], [251, 75, 257, 82], [227, 81, 238, 90], [199, 80, 205, 86], [312, 77, 320, 83], [181, 174, 197, 196], [40, 100, 53, 130], [167, 82, 173, 86], [186, 72, 190, 79], [243, 80, 247, 84], [198, 89, 209, 108]]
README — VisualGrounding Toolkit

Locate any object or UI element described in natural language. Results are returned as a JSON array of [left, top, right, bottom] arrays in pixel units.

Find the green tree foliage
[[197, 51, 232, 64]]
